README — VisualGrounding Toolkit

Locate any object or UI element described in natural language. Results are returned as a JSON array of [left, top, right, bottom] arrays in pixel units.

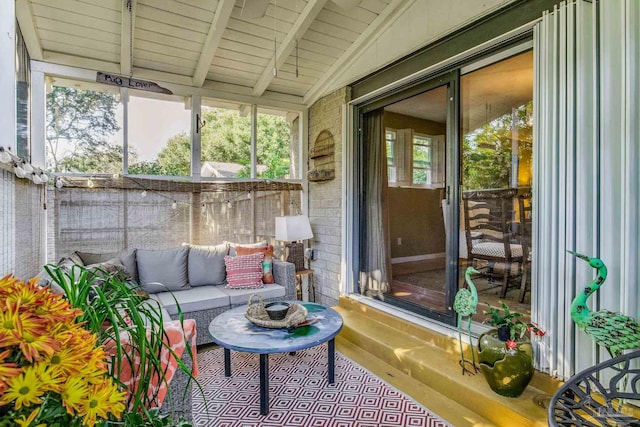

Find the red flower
[[506, 340, 518, 350]]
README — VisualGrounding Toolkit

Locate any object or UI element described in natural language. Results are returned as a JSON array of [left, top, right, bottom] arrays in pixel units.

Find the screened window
[[45, 81, 123, 174], [127, 93, 190, 176]]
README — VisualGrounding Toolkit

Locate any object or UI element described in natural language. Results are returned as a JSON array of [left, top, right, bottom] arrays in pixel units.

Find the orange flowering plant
[[0, 275, 127, 426]]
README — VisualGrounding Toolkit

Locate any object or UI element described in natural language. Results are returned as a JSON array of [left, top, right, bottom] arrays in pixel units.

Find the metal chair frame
[[548, 350, 640, 426]]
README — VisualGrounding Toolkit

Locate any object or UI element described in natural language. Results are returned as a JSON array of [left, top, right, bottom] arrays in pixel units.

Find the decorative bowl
[[264, 302, 290, 320]]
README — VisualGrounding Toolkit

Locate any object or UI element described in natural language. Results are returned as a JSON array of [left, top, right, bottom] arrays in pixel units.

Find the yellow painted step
[[334, 297, 562, 427], [336, 336, 495, 427]]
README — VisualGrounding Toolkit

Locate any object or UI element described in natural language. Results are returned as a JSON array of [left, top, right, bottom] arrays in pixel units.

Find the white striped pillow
[[224, 253, 265, 289]]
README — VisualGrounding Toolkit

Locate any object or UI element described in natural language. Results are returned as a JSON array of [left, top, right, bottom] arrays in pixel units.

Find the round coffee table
[[208, 302, 343, 415]]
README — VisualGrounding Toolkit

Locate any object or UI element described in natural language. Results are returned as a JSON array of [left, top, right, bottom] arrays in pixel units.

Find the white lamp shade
[[275, 215, 313, 242]]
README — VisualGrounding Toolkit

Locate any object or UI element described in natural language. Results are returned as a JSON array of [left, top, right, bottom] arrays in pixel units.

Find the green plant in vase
[[477, 301, 546, 398], [44, 264, 199, 426]]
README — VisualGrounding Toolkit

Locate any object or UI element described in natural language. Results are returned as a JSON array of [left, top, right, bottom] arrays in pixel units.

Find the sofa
[[48, 242, 297, 423], [56, 242, 297, 346]]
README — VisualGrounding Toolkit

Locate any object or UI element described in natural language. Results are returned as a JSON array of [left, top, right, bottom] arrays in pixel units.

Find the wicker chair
[[548, 350, 640, 426]]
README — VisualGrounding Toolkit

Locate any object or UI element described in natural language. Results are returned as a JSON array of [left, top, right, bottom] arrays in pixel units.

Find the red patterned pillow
[[224, 253, 265, 289]]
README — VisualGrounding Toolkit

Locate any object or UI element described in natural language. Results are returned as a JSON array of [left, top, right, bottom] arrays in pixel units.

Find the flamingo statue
[[453, 266, 480, 375], [569, 251, 640, 358]]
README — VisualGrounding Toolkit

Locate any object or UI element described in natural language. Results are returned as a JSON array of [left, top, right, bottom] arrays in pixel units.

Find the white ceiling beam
[[193, 0, 235, 87], [15, 0, 43, 60], [31, 59, 306, 112], [239, 105, 251, 117], [303, 0, 412, 106], [252, 0, 329, 97], [120, 0, 137, 76]]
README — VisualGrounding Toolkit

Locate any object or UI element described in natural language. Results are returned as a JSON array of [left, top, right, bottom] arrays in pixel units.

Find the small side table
[[295, 269, 315, 302]]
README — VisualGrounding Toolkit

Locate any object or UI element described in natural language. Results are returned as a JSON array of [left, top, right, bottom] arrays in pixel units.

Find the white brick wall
[[307, 87, 349, 306]]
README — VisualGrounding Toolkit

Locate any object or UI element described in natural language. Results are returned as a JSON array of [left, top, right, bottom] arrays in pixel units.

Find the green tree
[[462, 101, 533, 190], [148, 109, 292, 178], [46, 86, 121, 173]]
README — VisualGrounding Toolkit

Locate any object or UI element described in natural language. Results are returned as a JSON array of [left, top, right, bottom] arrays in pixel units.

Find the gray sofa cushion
[[137, 247, 190, 293], [186, 243, 228, 286], [150, 286, 230, 315], [220, 283, 286, 305], [75, 249, 138, 282]]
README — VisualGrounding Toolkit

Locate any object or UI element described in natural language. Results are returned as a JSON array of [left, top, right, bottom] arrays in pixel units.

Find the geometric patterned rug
[[192, 345, 451, 427]]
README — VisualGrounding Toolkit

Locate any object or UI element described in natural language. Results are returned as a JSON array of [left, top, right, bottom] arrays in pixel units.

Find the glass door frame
[[352, 69, 460, 325]]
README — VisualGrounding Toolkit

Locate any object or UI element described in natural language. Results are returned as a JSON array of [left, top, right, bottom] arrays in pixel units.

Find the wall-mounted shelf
[[308, 130, 335, 182]]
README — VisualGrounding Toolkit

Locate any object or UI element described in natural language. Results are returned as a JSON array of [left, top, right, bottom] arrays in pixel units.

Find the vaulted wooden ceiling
[[17, 0, 410, 107]]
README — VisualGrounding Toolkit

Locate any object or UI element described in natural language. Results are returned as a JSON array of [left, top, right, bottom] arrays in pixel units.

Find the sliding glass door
[[357, 72, 459, 324], [355, 48, 534, 326]]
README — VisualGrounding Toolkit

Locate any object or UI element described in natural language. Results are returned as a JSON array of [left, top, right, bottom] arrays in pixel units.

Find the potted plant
[[0, 275, 127, 426], [477, 301, 546, 398], [43, 264, 199, 426]]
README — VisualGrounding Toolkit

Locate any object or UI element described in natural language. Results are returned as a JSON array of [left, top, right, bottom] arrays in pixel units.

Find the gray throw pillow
[[119, 248, 138, 282], [186, 243, 228, 286], [136, 247, 190, 293], [75, 251, 119, 265]]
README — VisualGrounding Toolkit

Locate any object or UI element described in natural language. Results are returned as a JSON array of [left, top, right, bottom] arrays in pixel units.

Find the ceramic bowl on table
[[264, 302, 290, 320]]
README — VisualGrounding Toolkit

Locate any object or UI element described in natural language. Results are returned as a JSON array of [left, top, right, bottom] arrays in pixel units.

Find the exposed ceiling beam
[[193, 0, 235, 87], [120, 0, 137, 76], [252, 0, 329, 97], [15, 0, 43, 60], [32, 58, 306, 112], [239, 105, 251, 117], [303, 0, 412, 106]]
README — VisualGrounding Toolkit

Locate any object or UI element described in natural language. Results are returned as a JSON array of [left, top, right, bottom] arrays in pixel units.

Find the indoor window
[[412, 134, 431, 185]]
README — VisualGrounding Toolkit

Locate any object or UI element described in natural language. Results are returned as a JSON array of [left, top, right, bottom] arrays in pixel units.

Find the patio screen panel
[[534, 0, 640, 381]]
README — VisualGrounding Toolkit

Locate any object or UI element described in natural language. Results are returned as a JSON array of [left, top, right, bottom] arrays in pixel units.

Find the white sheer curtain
[[534, 0, 640, 380]]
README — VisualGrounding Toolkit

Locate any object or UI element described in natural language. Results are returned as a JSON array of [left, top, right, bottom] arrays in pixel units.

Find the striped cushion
[[471, 242, 523, 258], [224, 253, 265, 289]]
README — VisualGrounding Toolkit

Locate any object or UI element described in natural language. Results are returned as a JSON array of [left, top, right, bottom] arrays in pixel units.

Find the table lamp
[[275, 215, 313, 271]]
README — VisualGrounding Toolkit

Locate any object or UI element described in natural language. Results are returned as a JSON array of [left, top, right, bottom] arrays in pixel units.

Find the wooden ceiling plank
[[138, 0, 215, 21], [43, 45, 119, 64], [193, 0, 235, 87], [120, 0, 137, 75], [135, 39, 200, 61], [32, 5, 121, 34], [39, 30, 119, 54], [136, 28, 202, 52], [212, 57, 266, 75], [15, 0, 42, 60], [298, 38, 343, 59], [252, 0, 329, 97], [134, 48, 198, 67], [308, 20, 359, 42], [359, 0, 389, 14], [216, 49, 271, 67], [134, 58, 194, 77], [303, 28, 351, 51], [36, 17, 120, 44], [315, 9, 368, 33], [136, 17, 205, 43], [304, 0, 410, 105], [218, 39, 273, 60], [226, 17, 290, 41], [136, 4, 210, 33], [324, 2, 376, 23], [31, 0, 121, 22]]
